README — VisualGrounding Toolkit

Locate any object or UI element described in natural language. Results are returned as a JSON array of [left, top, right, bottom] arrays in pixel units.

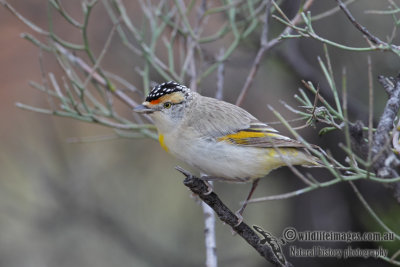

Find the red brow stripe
[[150, 99, 161, 104]]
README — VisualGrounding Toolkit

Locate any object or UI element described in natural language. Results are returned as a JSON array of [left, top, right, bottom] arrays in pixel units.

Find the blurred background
[[0, 0, 399, 266]]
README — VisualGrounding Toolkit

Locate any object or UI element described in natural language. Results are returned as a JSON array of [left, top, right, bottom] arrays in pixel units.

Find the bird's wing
[[187, 95, 305, 148], [216, 120, 306, 148]]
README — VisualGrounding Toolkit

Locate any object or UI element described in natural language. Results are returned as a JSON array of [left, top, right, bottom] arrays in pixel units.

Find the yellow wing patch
[[215, 122, 305, 148], [217, 131, 280, 144]]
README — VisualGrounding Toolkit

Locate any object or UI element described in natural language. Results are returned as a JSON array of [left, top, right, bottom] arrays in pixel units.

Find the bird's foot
[[234, 210, 244, 227], [202, 180, 213, 195]]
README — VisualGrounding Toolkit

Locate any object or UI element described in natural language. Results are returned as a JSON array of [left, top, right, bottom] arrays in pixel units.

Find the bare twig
[[367, 56, 374, 164], [215, 48, 225, 100], [38, 49, 56, 111], [54, 44, 138, 109], [235, 0, 271, 106], [201, 195, 217, 267], [391, 249, 400, 261], [1, 0, 49, 35], [236, 0, 315, 106], [248, 186, 319, 202], [83, 19, 119, 88], [311, 0, 357, 21], [335, 0, 400, 51], [349, 181, 400, 240]]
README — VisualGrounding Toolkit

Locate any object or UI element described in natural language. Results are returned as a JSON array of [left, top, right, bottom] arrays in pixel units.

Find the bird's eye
[[163, 102, 172, 109]]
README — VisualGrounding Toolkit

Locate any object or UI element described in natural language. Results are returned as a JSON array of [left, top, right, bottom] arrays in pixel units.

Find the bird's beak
[[133, 103, 155, 114]]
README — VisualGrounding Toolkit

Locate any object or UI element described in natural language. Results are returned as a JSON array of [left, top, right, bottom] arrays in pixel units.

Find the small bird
[[134, 81, 320, 217]]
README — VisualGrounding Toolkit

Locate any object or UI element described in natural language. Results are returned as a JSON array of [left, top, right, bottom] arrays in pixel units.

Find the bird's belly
[[166, 136, 306, 181]]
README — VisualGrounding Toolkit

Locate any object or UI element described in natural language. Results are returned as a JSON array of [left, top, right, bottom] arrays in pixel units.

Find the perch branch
[[176, 167, 292, 267]]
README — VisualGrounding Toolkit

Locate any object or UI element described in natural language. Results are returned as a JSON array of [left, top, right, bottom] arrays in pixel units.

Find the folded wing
[[217, 121, 306, 148]]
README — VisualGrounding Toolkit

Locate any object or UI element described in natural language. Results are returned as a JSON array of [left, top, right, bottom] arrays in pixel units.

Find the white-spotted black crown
[[146, 81, 190, 102]]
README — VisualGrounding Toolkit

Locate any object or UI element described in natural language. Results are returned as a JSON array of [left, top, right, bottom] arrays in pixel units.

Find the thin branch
[[1, 0, 49, 35], [335, 0, 400, 51], [391, 249, 400, 261], [66, 133, 120, 143], [311, 0, 358, 22], [51, 0, 83, 28], [349, 182, 400, 240], [236, 0, 315, 106], [54, 44, 138, 109], [83, 19, 119, 88], [248, 185, 318, 202], [367, 56, 374, 164], [39, 49, 56, 111], [201, 192, 218, 267], [215, 48, 225, 100], [235, 0, 270, 106]]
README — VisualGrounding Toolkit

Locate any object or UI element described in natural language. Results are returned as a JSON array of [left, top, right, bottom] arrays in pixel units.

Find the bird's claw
[[203, 180, 213, 195], [234, 210, 244, 227]]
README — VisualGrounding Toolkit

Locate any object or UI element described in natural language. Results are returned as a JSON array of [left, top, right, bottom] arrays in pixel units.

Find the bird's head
[[134, 81, 193, 132]]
